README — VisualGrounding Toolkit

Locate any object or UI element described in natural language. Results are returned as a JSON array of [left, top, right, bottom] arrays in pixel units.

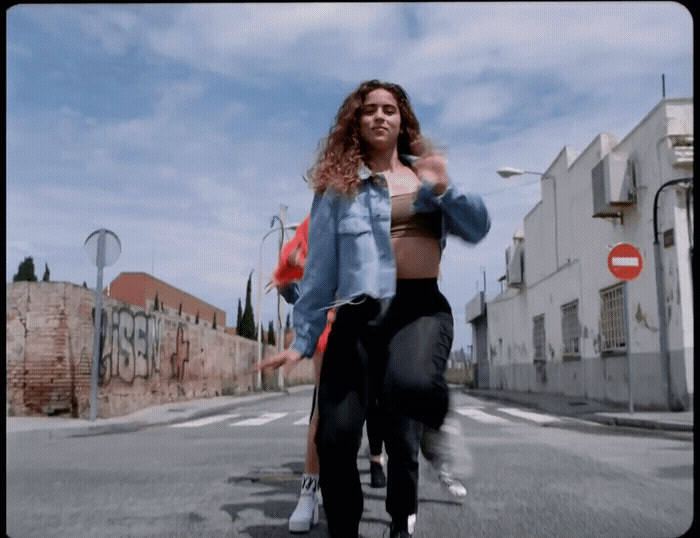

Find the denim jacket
[[290, 155, 491, 358]]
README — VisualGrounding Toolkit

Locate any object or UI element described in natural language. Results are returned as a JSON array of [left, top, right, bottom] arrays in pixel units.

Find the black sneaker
[[370, 461, 387, 488]]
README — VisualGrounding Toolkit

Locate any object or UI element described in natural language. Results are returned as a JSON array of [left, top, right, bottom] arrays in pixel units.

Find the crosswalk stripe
[[294, 415, 311, 425], [498, 408, 560, 423], [230, 412, 288, 426], [171, 413, 241, 428], [455, 407, 510, 424]]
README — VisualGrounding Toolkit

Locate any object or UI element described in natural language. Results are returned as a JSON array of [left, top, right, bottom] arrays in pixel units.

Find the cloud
[[6, 3, 692, 348], [145, 4, 401, 81], [438, 83, 515, 129]]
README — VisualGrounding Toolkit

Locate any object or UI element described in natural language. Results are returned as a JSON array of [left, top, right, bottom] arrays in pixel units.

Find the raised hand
[[253, 348, 303, 373], [410, 136, 448, 195]]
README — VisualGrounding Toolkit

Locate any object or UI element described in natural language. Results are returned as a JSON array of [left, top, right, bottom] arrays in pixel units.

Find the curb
[[583, 413, 694, 433], [8, 387, 314, 436], [461, 387, 693, 433]]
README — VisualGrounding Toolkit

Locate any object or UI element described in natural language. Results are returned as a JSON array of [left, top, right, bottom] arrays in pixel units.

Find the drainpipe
[[653, 177, 692, 411]]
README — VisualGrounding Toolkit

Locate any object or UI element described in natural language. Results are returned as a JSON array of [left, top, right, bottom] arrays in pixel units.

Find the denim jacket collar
[[358, 154, 419, 182]]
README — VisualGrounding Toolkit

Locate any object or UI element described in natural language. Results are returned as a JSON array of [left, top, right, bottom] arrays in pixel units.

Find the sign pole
[[85, 228, 121, 421], [607, 243, 644, 415], [90, 229, 106, 421]]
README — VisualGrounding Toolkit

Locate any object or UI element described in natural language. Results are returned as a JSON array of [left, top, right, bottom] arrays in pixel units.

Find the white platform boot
[[289, 473, 320, 533]]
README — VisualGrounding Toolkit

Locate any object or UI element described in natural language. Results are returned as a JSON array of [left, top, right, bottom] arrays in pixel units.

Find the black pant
[[316, 279, 453, 537], [366, 390, 384, 457]]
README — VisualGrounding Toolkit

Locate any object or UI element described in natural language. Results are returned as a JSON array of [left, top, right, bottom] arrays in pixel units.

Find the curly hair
[[308, 80, 422, 196]]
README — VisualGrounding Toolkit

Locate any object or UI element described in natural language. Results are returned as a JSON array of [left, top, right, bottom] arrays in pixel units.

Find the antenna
[[662, 74, 666, 98]]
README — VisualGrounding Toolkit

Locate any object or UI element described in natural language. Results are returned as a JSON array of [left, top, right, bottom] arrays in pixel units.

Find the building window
[[561, 300, 581, 359], [533, 314, 545, 362], [600, 283, 626, 353]]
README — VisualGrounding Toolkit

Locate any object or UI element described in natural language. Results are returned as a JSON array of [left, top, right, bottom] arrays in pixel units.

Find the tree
[[42, 263, 50, 282], [13, 257, 37, 282], [212, 312, 217, 330], [153, 291, 159, 311], [83, 281, 88, 288], [267, 320, 276, 346], [236, 299, 243, 335], [239, 270, 257, 339]]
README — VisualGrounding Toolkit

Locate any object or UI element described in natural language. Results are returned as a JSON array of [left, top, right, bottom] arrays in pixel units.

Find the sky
[[6, 2, 693, 353]]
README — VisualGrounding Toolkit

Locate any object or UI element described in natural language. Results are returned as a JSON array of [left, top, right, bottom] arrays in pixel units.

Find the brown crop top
[[390, 192, 442, 279], [390, 192, 442, 239]]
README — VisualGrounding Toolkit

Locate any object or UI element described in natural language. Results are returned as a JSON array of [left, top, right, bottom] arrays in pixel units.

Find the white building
[[471, 98, 693, 410]]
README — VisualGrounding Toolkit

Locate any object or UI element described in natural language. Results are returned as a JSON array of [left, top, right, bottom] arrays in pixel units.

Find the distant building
[[469, 98, 693, 410], [107, 272, 226, 330]]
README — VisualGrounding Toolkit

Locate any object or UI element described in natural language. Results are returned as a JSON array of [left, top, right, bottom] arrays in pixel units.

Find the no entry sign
[[608, 243, 643, 280]]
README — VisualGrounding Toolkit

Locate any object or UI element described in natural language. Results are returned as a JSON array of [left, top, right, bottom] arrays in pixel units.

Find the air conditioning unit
[[669, 135, 693, 169], [592, 152, 636, 218], [505, 241, 524, 288]]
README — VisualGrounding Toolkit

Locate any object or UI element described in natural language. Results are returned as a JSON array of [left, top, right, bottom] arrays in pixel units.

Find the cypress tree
[[239, 270, 257, 339], [42, 263, 50, 282], [236, 299, 243, 335]]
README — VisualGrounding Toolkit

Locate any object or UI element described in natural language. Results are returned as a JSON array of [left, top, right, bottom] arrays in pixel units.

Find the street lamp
[[497, 167, 560, 270], [255, 210, 299, 390]]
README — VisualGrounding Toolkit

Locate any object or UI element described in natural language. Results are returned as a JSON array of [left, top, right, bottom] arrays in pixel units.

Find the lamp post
[[255, 209, 299, 390], [497, 167, 559, 270], [652, 177, 693, 411]]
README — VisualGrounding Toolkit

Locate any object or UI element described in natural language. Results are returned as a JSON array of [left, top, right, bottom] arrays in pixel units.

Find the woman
[[268, 216, 387, 534], [258, 80, 490, 537]]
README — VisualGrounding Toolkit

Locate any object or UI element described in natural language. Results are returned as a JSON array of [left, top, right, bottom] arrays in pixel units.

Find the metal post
[[653, 240, 671, 409], [277, 204, 287, 391], [90, 229, 106, 421], [256, 264, 263, 390], [622, 282, 634, 414]]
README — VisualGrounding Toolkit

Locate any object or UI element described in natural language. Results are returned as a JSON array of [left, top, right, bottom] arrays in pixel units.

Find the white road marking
[[171, 413, 241, 428], [455, 407, 511, 424], [230, 412, 288, 426], [294, 415, 311, 425], [498, 408, 561, 423]]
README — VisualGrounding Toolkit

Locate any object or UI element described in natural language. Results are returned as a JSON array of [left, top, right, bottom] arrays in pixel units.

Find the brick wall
[[6, 282, 314, 418]]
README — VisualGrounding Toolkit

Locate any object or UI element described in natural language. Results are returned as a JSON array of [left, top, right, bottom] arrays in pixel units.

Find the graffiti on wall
[[93, 306, 165, 385], [170, 325, 190, 382]]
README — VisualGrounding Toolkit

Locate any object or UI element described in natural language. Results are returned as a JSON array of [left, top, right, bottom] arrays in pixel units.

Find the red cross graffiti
[[170, 325, 190, 382]]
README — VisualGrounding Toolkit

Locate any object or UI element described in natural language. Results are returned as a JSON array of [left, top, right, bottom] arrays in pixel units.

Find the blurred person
[[268, 216, 387, 533]]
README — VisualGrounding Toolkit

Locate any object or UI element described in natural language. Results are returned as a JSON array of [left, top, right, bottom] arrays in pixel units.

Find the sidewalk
[[6, 385, 314, 435], [463, 387, 694, 433]]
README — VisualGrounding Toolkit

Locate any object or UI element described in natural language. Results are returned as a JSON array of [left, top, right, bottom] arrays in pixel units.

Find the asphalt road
[[6, 389, 693, 537]]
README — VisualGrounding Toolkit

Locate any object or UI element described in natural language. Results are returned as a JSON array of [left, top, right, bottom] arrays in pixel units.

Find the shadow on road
[[222, 459, 407, 537]]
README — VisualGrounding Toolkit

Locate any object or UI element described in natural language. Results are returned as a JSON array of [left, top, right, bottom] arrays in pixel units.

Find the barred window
[[533, 314, 545, 362], [561, 300, 581, 358], [600, 284, 626, 352]]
